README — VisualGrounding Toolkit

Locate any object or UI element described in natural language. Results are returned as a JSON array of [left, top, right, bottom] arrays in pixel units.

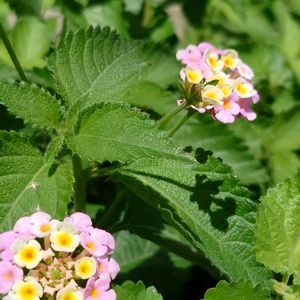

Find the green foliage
[[67, 102, 189, 163], [1, 0, 300, 297], [0, 131, 73, 231], [174, 116, 269, 185], [255, 172, 300, 279], [204, 280, 271, 300], [112, 155, 271, 285], [0, 81, 63, 129], [0, 17, 55, 69], [115, 281, 163, 300], [48, 26, 147, 106]]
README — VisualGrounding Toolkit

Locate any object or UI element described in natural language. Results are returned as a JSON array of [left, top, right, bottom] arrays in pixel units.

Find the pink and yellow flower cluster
[[176, 42, 259, 123], [0, 212, 119, 300]]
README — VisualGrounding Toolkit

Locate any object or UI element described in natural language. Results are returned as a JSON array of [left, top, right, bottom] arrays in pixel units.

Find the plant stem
[[157, 100, 188, 128], [0, 22, 28, 82], [72, 155, 86, 212], [166, 110, 194, 138], [282, 273, 290, 285], [142, 0, 153, 27], [98, 189, 125, 228]]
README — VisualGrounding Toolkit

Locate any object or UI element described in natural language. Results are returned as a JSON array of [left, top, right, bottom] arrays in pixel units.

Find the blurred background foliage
[[0, 0, 300, 298]]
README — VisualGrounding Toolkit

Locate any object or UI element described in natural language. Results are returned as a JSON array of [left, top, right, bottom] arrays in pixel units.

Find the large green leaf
[[255, 173, 300, 280], [67, 102, 190, 163], [115, 281, 163, 300], [118, 191, 210, 268], [204, 280, 271, 300], [112, 155, 272, 285], [0, 131, 73, 231], [48, 26, 147, 106], [0, 17, 55, 69], [174, 115, 269, 185], [0, 81, 63, 129]]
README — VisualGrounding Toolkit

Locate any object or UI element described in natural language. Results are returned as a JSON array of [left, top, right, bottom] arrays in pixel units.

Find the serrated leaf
[[0, 81, 63, 129], [255, 173, 300, 278], [115, 281, 163, 300], [0, 17, 54, 69], [204, 280, 271, 300], [111, 156, 272, 285], [49, 26, 147, 106], [67, 102, 190, 163], [120, 191, 210, 267], [0, 131, 73, 231], [174, 116, 269, 185]]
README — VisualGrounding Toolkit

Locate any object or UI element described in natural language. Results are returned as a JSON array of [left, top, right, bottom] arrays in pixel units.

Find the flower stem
[[97, 189, 125, 228], [0, 22, 28, 82], [166, 110, 194, 138], [157, 100, 188, 128], [72, 155, 86, 212]]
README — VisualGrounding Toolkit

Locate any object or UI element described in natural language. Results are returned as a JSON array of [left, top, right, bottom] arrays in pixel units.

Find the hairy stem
[[166, 110, 194, 138], [98, 189, 125, 228], [0, 22, 28, 82], [157, 100, 188, 128], [72, 155, 86, 212]]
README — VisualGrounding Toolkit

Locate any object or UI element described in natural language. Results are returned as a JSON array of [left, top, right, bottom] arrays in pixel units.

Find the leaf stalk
[[0, 22, 28, 82], [157, 100, 188, 128]]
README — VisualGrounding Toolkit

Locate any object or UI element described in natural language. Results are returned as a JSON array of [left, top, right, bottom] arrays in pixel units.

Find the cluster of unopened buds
[[0, 212, 119, 300], [176, 42, 259, 123]]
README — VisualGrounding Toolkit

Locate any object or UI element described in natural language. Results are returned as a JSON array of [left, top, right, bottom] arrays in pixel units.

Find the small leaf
[[115, 281, 163, 300], [0, 131, 73, 231], [204, 280, 271, 300], [255, 173, 300, 277], [67, 102, 190, 163], [0, 81, 63, 129], [49, 27, 147, 106]]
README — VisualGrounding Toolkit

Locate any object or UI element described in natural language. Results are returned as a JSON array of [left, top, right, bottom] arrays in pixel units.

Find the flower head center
[[40, 224, 51, 233], [19, 283, 37, 300]]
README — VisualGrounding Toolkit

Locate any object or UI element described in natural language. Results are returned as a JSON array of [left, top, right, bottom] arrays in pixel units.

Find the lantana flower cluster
[[176, 42, 259, 123], [0, 212, 119, 300]]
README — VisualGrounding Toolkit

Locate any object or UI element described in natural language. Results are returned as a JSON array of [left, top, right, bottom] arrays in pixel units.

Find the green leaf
[[204, 280, 271, 300], [83, 1, 129, 36], [113, 230, 160, 273], [119, 191, 211, 268], [6, 0, 41, 15], [0, 17, 55, 69], [112, 155, 272, 285], [270, 151, 300, 185], [124, 81, 175, 115], [255, 173, 300, 278], [67, 102, 189, 163], [273, 1, 300, 60], [268, 108, 300, 152], [0, 81, 63, 129], [174, 116, 269, 185], [0, 131, 73, 231], [49, 27, 147, 106], [115, 281, 163, 300]]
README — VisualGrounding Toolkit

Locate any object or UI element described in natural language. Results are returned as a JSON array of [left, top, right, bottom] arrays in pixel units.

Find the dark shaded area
[[190, 174, 236, 232], [115, 249, 215, 300]]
